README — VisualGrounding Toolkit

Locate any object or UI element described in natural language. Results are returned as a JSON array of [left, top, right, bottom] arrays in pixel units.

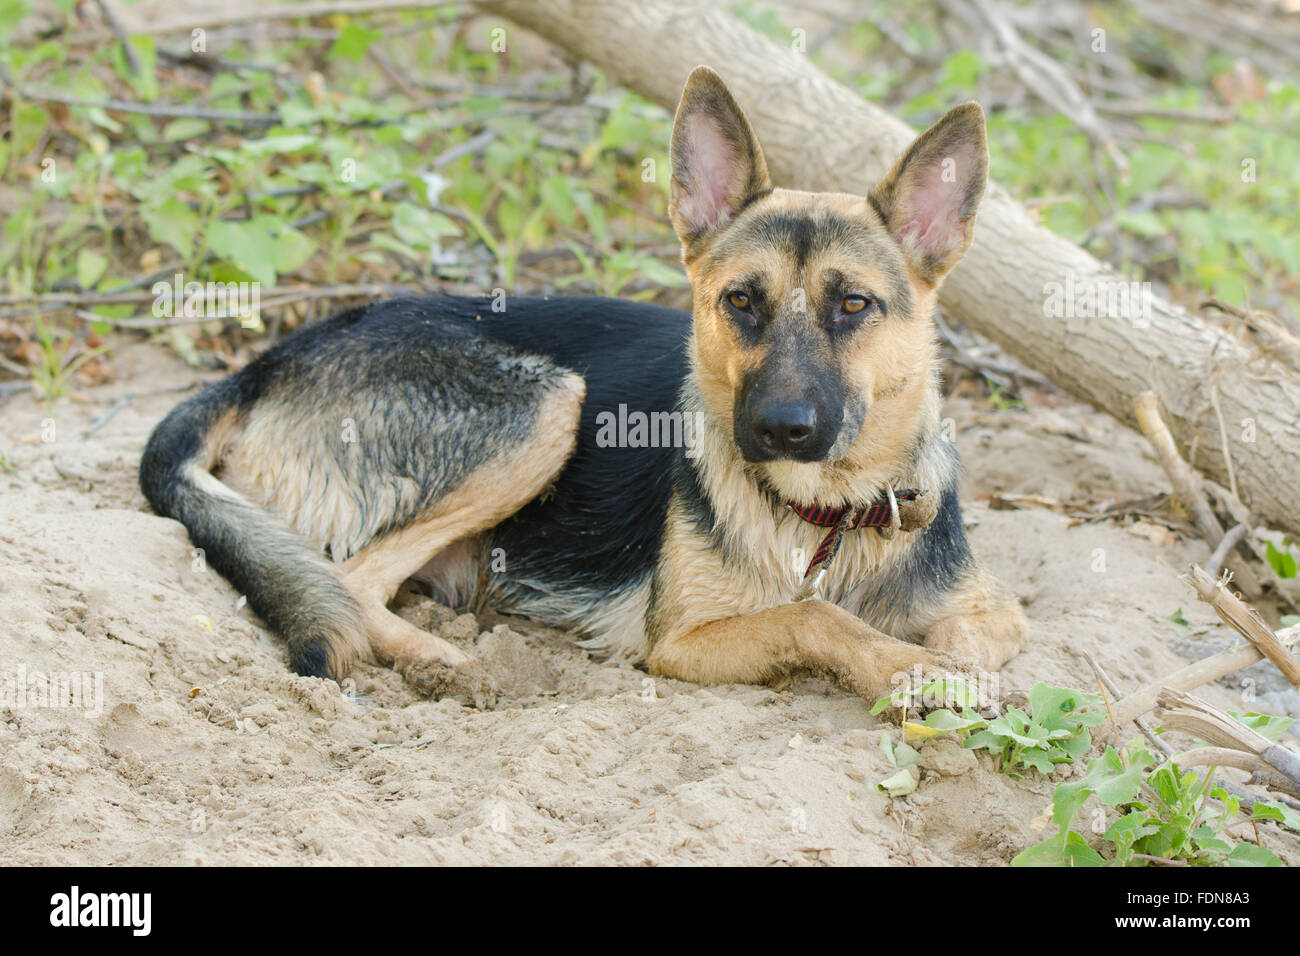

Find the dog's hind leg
[[339, 373, 585, 704]]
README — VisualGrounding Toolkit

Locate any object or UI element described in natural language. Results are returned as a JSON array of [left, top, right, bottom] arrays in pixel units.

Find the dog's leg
[[646, 599, 971, 705], [922, 571, 1029, 672], [339, 374, 584, 703]]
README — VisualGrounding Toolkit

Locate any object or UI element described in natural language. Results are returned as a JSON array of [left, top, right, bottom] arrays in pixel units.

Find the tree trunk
[[477, 0, 1300, 539]]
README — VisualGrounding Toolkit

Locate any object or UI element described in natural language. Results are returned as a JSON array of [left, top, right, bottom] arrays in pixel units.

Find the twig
[[1093, 100, 1237, 123], [1158, 689, 1300, 799], [82, 383, 198, 439], [1169, 746, 1269, 775], [13, 89, 277, 124], [66, 284, 418, 329], [1133, 391, 1260, 594], [135, 0, 458, 35], [82, 395, 132, 439], [1084, 651, 1174, 758], [1207, 524, 1247, 577], [1186, 565, 1300, 688], [1108, 622, 1300, 727], [956, 0, 1125, 167], [95, 0, 141, 76], [1208, 384, 1239, 502]]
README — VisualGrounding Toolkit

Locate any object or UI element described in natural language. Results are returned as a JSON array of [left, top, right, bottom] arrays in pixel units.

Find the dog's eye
[[843, 295, 869, 314], [727, 291, 751, 311]]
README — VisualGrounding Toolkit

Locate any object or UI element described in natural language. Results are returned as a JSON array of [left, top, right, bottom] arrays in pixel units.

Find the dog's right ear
[[668, 66, 772, 262]]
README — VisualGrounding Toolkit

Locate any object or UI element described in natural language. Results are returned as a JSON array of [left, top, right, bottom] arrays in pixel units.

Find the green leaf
[[876, 767, 918, 798], [271, 226, 316, 275], [1105, 810, 1160, 844], [75, 248, 108, 289], [0, 0, 30, 48], [1116, 209, 1168, 238], [161, 118, 211, 143], [393, 203, 461, 250], [241, 135, 319, 157], [1226, 843, 1282, 867], [1252, 798, 1300, 831], [921, 709, 987, 734], [1012, 830, 1103, 867], [1266, 540, 1298, 579], [329, 22, 382, 63], [141, 198, 200, 257], [206, 220, 279, 286], [1229, 711, 1295, 741], [1079, 746, 1153, 806]]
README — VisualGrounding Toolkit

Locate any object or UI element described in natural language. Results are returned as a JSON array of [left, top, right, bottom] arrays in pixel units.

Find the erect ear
[[668, 66, 773, 261], [869, 102, 988, 285]]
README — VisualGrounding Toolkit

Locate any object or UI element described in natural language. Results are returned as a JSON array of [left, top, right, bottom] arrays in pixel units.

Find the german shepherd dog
[[141, 67, 1028, 707]]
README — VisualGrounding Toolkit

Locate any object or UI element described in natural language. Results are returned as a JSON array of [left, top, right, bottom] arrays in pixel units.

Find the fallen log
[[476, 0, 1300, 539]]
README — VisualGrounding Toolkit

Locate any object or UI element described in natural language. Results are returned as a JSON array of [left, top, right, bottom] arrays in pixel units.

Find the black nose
[[754, 401, 817, 456]]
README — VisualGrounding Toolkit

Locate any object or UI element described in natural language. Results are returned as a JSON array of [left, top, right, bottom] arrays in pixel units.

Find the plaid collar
[[789, 486, 921, 600]]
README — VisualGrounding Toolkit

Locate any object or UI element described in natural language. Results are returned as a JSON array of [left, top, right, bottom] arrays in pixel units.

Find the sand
[[2, 339, 1297, 866]]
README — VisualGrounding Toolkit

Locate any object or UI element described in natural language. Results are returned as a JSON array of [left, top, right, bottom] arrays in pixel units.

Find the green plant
[[966, 683, 1103, 775], [1014, 741, 1286, 867], [1265, 538, 1298, 579]]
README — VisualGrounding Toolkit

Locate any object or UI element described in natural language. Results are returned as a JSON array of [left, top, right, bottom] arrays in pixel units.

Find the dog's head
[[668, 67, 987, 502]]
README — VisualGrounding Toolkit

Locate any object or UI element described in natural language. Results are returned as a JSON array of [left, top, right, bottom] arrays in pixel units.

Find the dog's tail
[[139, 378, 366, 680]]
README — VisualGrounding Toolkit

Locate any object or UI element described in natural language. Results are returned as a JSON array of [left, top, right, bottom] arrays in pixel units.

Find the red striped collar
[[789, 486, 922, 600], [788, 487, 921, 529]]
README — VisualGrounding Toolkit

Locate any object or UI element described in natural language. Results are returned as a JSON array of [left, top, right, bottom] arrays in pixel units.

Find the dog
[[140, 66, 1029, 707]]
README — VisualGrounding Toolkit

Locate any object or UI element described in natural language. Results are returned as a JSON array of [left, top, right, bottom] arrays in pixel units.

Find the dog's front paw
[[402, 657, 498, 710], [869, 650, 996, 725]]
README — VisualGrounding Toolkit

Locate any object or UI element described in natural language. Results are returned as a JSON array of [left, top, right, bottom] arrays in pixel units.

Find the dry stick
[[95, 0, 141, 76], [1207, 524, 1247, 577], [132, 0, 458, 35], [1186, 565, 1300, 688], [1083, 651, 1174, 758], [14, 89, 277, 124], [1133, 391, 1261, 595], [1169, 746, 1272, 776], [1108, 623, 1300, 728], [57, 285, 420, 330], [1208, 384, 1240, 502], [1201, 480, 1300, 615], [1158, 688, 1300, 800]]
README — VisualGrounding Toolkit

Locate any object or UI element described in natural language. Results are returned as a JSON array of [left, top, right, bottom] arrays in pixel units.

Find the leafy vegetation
[[874, 678, 1297, 866], [1014, 741, 1286, 867], [0, 1, 680, 393]]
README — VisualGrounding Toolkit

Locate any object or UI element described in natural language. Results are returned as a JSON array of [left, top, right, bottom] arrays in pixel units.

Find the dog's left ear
[[869, 102, 988, 285], [668, 66, 773, 262]]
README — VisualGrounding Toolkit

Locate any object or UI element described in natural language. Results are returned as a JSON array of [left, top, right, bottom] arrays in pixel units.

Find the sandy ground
[[1, 338, 1297, 866]]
